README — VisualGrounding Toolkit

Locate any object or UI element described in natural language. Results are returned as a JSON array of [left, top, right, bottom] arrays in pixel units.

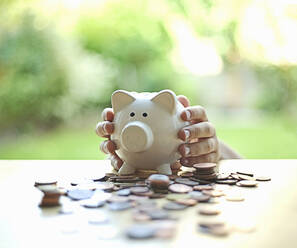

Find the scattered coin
[[81, 199, 105, 208], [255, 176, 271, 182], [236, 180, 258, 187], [116, 188, 131, 196], [67, 189, 94, 201], [147, 209, 170, 220], [216, 173, 230, 180], [130, 186, 150, 194], [188, 192, 211, 202], [107, 195, 130, 203], [126, 224, 156, 239], [169, 183, 193, 193], [175, 198, 197, 206], [215, 179, 238, 185], [108, 201, 133, 211], [163, 202, 188, 211], [175, 178, 199, 186], [198, 207, 221, 216], [202, 190, 225, 197], [237, 171, 254, 177], [193, 185, 215, 191]]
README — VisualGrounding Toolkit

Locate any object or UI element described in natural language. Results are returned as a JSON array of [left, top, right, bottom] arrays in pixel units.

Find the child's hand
[[95, 96, 191, 171], [178, 105, 220, 166]]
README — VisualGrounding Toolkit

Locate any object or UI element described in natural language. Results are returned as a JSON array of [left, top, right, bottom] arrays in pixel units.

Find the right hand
[[95, 96, 190, 171]]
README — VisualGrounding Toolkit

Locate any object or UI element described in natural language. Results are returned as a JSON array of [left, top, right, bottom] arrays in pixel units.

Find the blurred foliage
[[75, 0, 181, 105], [0, 13, 68, 132], [255, 65, 297, 114]]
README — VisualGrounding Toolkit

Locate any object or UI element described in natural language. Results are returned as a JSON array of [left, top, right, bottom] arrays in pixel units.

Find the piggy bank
[[111, 89, 187, 175]]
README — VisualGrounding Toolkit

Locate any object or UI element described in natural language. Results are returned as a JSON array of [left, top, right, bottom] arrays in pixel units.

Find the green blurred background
[[0, 0, 296, 159]]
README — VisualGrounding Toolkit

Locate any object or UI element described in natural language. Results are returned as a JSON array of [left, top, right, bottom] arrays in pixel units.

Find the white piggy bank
[[111, 89, 187, 175]]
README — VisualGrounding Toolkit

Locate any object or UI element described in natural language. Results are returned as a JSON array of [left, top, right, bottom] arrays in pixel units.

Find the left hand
[[177, 102, 220, 167]]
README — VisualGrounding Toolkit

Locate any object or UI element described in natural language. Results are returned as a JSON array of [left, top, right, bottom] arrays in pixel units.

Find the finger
[[180, 106, 208, 122], [178, 137, 218, 157], [180, 152, 220, 166], [100, 140, 117, 154], [110, 154, 123, 170], [170, 161, 182, 170], [178, 122, 215, 141], [95, 121, 114, 137], [177, 95, 190, 108], [101, 108, 114, 122]]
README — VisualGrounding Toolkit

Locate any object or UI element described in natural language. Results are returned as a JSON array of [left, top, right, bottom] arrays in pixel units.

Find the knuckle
[[205, 122, 215, 135], [206, 139, 214, 151]]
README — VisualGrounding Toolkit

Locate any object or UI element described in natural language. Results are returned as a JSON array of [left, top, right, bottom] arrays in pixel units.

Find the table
[[0, 160, 297, 248]]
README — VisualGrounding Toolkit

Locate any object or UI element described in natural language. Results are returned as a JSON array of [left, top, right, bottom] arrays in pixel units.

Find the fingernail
[[103, 123, 108, 134], [185, 110, 191, 120], [184, 146, 190, 156], [184, 129, 190, 140], [104, 142, 109, 152]]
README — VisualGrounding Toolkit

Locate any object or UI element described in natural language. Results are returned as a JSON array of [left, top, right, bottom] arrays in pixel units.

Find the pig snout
[[120, 121, 153, 153]]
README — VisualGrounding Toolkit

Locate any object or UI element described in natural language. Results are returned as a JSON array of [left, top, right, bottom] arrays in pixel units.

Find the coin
[[215, 179, 238, 185], [175, 178, 199, 186], [202, 190, 225, 197], [133, 213, 151, 222], [34, 177, 57, 186], [193, 185, 214, 191], [163, 202, 188, 210], [147, 174, 170, 189], [166, 194, 189, 201], [175, 198, 197, 206], [236, 180, 258, 187], [107, 195, 130, 203], [198, 206, 221, 215], [193, 163, 217, 170], [225, 194, 245, 202], [179, 172, 194, 178], [237, 174, 255, 181], [255, 176, 271, 181], [81, 199, 105, 208], [237, 171, 254, 177], [216, 173, 230, 180], [147, 210, 170, 220], [149, 193, 167, 199], [168, 184, 193, 193], [195, 173, 218, 180], [108, 201, 133, 211], [126, 224, 156, 239], [130, 186, 150, 194], [188, 191, 211, 202], [116, 188, 131, 196], [67, 189, 94, 201]]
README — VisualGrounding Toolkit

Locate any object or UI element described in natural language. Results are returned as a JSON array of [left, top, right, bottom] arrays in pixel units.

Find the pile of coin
[[193, 163, 218, 181], [34, 165, 271, 239]]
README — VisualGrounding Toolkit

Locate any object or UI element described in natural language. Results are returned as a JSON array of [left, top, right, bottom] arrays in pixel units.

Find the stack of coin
[[39, 188, 62, 207], [147, 174, 170, 193], [193, 163, 218, 181]]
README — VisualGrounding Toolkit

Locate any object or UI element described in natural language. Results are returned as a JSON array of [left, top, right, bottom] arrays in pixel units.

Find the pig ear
[[112, 90, 136, 113], [151, 90, 176, 114]]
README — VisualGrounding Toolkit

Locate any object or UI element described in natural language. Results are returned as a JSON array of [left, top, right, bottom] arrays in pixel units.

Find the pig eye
[[142, 113, 148, 117], [130, 112, 135, 117]]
